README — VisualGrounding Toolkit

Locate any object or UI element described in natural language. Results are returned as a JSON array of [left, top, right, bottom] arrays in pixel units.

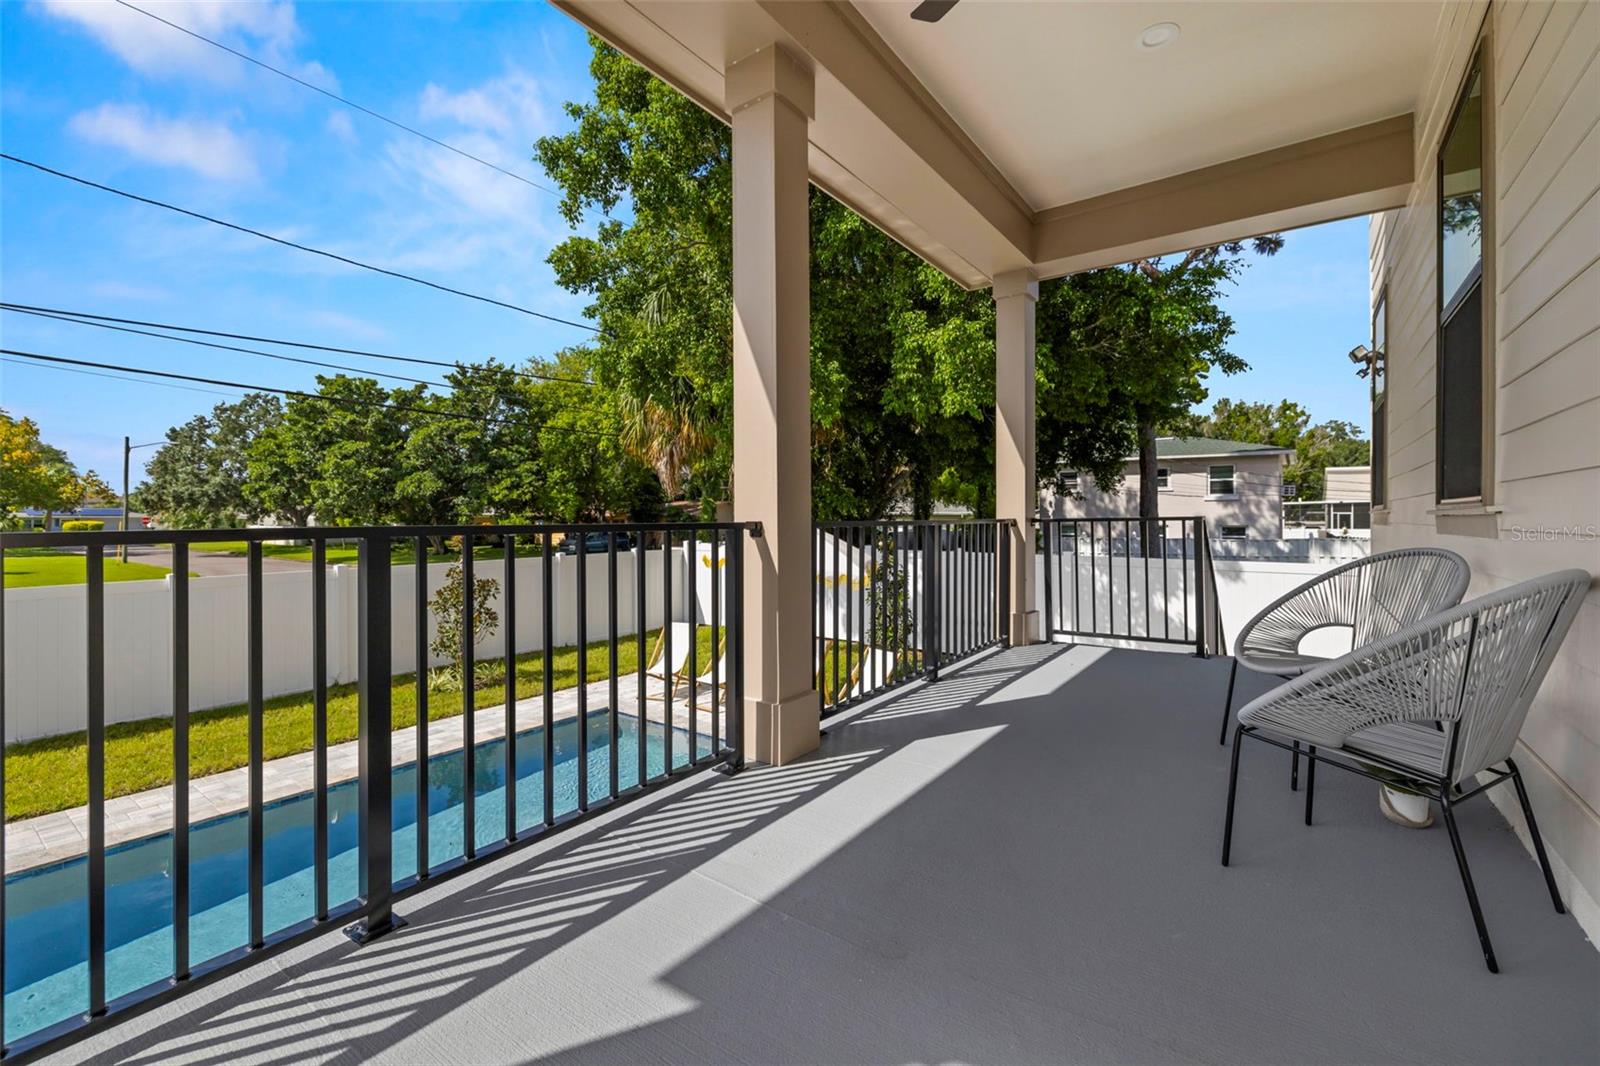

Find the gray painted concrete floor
[[38, 645, 1600, 1065]]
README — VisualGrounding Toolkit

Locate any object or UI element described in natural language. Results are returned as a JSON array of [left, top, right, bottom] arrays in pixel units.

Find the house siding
[[1371, 0, 1600, 937], [1047, 455, 1286, 539], [1323, 466, 1373, 502]]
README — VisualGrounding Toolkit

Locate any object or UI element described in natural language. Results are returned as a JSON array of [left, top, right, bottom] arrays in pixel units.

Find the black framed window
[[1372, 290, 1387, 507], [1438, 49, 1485, 502]]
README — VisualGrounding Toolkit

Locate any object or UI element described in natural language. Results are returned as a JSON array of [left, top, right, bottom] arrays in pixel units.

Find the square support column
[[994, 269, 1039, 645], [728, 45, 819, 765]]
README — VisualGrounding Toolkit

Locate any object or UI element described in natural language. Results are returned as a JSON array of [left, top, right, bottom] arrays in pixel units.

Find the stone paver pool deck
[[4, 674, 726, 874]]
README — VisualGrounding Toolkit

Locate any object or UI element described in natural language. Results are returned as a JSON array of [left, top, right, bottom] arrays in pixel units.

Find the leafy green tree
[[0, 410, 106, 527], [1169, 397, 1370, 501], [395, 361, 535, 526], [1166, 397, 1307, 450], [1291, 420, 1370, 501], [535, 37, 996, 520], [1, 410, 57, 520], [134, 394, 282, 528], [1036, 243, 1281, 524]]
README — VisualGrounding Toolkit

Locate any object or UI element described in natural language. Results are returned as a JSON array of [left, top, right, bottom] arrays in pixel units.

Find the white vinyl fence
[[1032, 554, 1351, 654], [3, 547, 716, 744]]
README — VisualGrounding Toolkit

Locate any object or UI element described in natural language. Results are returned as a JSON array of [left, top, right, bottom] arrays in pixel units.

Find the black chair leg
[[1218, 657, 1238, 745], [1304, 746, 1316, 825], [1507, 758, 1566, 915], [1221, 726, 1246, 866], [1290, 742, 1300, 791], [1441, 794, 1499, 973]]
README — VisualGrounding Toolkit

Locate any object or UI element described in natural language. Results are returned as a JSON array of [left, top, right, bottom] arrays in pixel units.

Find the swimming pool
[[3, 711, 714, 1044]]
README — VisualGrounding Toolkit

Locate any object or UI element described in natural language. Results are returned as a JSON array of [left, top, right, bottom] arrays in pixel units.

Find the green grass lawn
[[4, 625, 721, 821], [192, 540, 542, 565], [3, 549, 172, 589]]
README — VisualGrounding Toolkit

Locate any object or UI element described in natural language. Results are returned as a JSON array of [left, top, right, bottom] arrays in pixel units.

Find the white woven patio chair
[[1220, 569, 1590, 973], [1218, 547, 1471, 791]]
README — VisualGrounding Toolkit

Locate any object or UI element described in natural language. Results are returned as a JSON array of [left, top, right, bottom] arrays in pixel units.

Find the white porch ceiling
[[855, 0, 1445, 210], [553, 0, 1440, 285]]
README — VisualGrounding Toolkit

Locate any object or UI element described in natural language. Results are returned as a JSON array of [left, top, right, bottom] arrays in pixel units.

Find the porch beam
[[728, 44, 821, 765], [994, 268, 1039, 645], [1032, 114, 1414, 277]]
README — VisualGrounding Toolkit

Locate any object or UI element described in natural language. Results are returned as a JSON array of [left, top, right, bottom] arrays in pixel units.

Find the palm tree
[[619, 380, 714, 500]]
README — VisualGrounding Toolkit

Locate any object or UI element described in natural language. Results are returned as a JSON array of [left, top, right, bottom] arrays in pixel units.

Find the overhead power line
[[0, 347, 617, 440], [113, 0, 561, 199], [1, 354, 245, 400], [0, 153, 599, 333], [0, 302, 593, 386], [6, 306, 449, 389]]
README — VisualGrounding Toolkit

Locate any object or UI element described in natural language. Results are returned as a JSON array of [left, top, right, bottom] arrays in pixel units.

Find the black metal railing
[[1037, 517, 1223, 656], [0, 520, 754, 1061], [813, 519, 1011, 716]]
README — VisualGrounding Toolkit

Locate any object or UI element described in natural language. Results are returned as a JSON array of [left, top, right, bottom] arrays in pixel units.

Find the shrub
[[61, 519, 105, 532], [427, 563, 500, 691]]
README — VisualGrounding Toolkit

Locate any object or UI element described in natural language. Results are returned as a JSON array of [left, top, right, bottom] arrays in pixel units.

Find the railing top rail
[[1, 520, 763, 550], [1033, 515, 1208, 523], [815, 517, 1013, 528]]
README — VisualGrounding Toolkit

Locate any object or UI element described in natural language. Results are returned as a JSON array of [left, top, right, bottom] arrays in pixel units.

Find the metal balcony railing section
[[1037, 517, 1223, 656], [0, 520, 755, 1061], [813, 519, 1012, 717]]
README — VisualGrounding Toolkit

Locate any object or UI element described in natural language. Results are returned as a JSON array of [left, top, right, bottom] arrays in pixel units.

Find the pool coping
[[3, 674, 725, 876]]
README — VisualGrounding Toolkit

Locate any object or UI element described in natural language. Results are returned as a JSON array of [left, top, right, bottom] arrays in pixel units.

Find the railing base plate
[[342, 912, 407, 946]]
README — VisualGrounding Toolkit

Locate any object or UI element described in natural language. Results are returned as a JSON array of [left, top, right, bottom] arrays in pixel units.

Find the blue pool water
[[3, 711, 713, 1043]]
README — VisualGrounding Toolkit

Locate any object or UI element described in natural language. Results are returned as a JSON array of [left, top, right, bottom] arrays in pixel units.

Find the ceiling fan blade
[[910, 0, 958, 23]]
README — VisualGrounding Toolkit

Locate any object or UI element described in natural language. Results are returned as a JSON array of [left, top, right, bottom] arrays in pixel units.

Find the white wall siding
[[1371, 0, 1600, 939]]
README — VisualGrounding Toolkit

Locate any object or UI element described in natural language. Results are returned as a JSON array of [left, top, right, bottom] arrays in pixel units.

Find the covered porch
[[546, 0, 1431, 766], [40, 645, 1599, 1065]]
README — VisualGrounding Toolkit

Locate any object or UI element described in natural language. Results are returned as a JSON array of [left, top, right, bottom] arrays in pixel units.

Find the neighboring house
[[1285, 464, 1373, 535], [11, 506, 147, 531], [1043, 437, 1293, 540]]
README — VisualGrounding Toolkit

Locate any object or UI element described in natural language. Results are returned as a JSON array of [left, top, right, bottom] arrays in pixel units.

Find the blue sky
[[1, 1, 1373, 489]]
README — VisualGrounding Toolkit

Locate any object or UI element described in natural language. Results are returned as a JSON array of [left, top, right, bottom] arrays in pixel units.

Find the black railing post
[[999, 520, 1013, 648], [1193, 518, 1209, 658], [348, 532, 401, 943], [86, 545, 107, 1016], [719, 524, 747, 773], [171, 543, 191, 979], [922, 523, 941, 681], [1039, 518, 1052, 644], [314, 539, 333, 912], [246, 541, 264, 950]]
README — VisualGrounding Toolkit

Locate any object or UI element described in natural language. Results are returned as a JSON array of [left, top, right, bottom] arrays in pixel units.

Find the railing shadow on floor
[[53, 649, 1052, 1066]]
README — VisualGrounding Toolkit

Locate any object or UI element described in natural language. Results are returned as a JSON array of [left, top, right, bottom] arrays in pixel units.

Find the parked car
[[558, 531, 633, 554]]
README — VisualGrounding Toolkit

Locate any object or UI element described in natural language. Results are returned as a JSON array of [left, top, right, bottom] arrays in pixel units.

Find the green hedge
[[60, 519, 106, 531]]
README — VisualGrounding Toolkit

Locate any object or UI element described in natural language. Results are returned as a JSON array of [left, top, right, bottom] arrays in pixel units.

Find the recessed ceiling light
[[1138, 22, 1181, 49]]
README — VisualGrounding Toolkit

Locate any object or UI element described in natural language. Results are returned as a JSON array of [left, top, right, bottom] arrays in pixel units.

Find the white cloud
[[88, 279, 171, 302], [68, 103, 257, 181], [325, 110, 356, 145], [417, 70, 553, 136], [33, 0, 304, 82], [304, 309, 388, 341]]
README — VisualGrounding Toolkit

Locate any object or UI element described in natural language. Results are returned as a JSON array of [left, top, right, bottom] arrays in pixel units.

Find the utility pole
[[122, 436, 131, 563], [121, 438, 161, 562]]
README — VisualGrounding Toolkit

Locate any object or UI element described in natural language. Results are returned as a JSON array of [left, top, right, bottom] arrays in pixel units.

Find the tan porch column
[[994, 269, 1039, 645], [728, 45, 819, 765]]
